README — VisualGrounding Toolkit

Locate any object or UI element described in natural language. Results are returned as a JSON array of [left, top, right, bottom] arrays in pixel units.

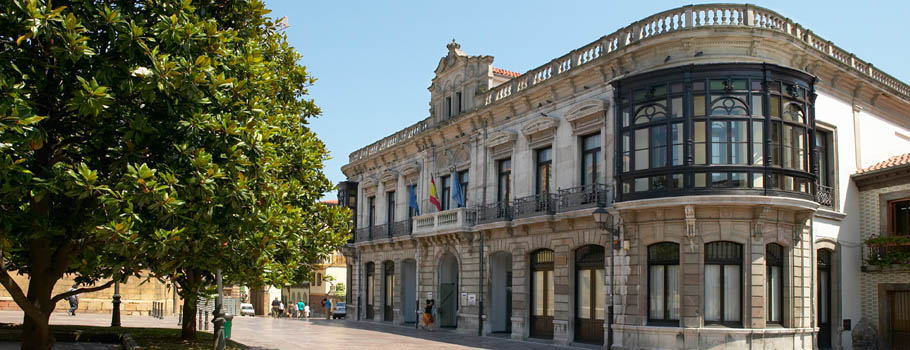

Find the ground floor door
[[384, 261, 394, 322], [366, 263, 375, 320], [575, 245, 605, 344], [530, 249, 554, 339], [817, 249, 831, 349], [506, 271, 512, 333], [890, 291, 910, 349], [401, 259, 417, 323], [439, 283, 457, 328]]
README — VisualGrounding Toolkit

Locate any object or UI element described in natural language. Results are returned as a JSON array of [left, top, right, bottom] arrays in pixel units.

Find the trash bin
[[224, 313, 234, 339]]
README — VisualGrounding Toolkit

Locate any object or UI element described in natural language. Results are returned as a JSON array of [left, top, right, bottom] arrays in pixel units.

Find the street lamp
[[592, 206, 620, 350], [111, 279, 121, 327]]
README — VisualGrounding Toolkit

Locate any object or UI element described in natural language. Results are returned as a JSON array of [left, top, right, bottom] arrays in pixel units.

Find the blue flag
[[409, 184, 420, 216], [451, 171, 465, 208]]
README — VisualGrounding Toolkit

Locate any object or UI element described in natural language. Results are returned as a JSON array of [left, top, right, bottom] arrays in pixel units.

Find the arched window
[[648, 242, 680, 324], [704, 241, 742, 326], [766, 244, 784, 324]]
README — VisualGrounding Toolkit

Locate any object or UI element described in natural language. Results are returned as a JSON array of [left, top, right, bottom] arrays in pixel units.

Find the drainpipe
[[416, 241, 420, 329], [479, 124, 489, 336]]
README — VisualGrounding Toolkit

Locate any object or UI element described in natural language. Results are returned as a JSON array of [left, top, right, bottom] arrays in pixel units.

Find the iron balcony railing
[[816, 184, 835, 208], [512, 193, 557, 219], [355, 227, 371, 243], [476, 201, 512, 224], [558, 184, 609, 212], [390, 220, 412, 237], [372, 224, 389, 239]]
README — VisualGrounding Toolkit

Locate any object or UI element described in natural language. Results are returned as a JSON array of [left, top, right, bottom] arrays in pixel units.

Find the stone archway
[[401, 259, 418, 323], [489, 251, 513, 333], [438, 252, 459, 328]]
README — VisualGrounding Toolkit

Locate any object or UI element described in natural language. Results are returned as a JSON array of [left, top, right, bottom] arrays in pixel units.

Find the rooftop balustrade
[[347, 4, 909, 164]]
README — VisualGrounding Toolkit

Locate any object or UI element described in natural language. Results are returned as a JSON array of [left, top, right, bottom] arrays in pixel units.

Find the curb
[[120, 333, 138, 350]]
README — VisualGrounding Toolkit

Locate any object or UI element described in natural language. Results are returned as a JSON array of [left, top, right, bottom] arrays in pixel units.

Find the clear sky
[[261, 0, 910, 197]]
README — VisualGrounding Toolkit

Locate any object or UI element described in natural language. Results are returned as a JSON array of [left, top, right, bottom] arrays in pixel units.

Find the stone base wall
[[0, 271, 180, 316], [615, 325, 814, 350]]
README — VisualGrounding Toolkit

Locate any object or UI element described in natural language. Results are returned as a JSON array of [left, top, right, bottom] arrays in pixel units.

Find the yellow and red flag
[[429, 177, 442, 211]]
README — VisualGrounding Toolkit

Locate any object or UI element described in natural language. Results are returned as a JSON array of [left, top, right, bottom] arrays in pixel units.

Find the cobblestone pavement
[[0, 342, 117, 350], [0, 311, 581, 349]]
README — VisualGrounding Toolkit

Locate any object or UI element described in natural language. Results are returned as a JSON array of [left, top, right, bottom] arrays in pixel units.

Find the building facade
[[338, 4, 910, 349]]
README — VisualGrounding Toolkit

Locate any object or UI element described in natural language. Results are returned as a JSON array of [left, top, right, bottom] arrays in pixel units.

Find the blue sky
[[262, 0, 910, 197]]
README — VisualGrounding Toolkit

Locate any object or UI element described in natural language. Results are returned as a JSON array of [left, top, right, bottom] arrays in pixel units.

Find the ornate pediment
[[400, 162, 421, 178], [485, 131, 517, 149], [380, 169, 399, 186], [565, 99, 608, 135], [521, 116, 559, 137]]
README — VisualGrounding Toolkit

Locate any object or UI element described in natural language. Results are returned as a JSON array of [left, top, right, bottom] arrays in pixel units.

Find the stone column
[[750, 226, 767, 329], [394, 258, 404, 324], [510, 247, 527, 340], [553, 244, 570, 345]]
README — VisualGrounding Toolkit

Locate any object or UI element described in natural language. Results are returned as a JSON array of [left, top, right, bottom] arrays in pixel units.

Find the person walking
[[289, 300, 298, 318], [297, 300, 305, 319], [279, 301, 285, 318], [421, 299, 434, 331], [67, 285, 79, 316], [303, 303, 311, 320], [271, 297, 281, 318], [324, 299, 332, 320]]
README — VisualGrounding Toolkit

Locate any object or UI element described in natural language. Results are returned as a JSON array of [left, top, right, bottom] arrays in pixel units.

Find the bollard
[[204, 310, 209, 331], [198, 308, 203, 330], [178, 311, 182, 326]]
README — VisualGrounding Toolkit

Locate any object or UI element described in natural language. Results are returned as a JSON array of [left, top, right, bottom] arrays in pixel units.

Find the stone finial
[[446, 39, 465, 57]]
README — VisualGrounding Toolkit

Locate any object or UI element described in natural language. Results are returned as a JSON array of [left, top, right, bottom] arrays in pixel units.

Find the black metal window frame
[[458, 170, 469, 207], [766, 243, 785, 325], [498, 159, 512, 203], [614, 63, 817, 202], [368, 196, 376, 229], [647, 242, 680, 326], [536, 147, 553, 195], [704, 241, 743, 327], [581, 133, 602, 186], [440, 175, 451, 211], [386, 190, 395, 226]]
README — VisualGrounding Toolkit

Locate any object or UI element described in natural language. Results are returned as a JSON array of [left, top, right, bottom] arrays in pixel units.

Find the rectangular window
[[368, 196, 376, 228], [446, 97, 452, 118], [648, 243, 680, 324], [816, 130, 833, 187], [456, 92, 463, 114], [536, 148, 552, 194], [440, 175, 451, 210], [770, 122, 781, 166], [731, 121, 747, 165], [704, 242, 742, 326], [752, 121, 763, 165], [498, 159, 512, 203], [635, 128, 649, 170], [622, 132, 631, 172], [671, 123, 683, 166], [458, 170, 469, 206], [581, 134, 601, 185], [711, 121, 727, 165], [695, 122, 706, 165], [651, 126, 668, 168], [408, 184, 417, 218], [891, 199, 910, 236], [766, 244, 784, 324], [386, 191, 395, 225]]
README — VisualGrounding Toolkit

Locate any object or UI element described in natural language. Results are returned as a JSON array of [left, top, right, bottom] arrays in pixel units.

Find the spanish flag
[[429, 177, 442, 211]]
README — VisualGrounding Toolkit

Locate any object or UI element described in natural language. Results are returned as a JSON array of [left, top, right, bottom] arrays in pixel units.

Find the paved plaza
[[0, 311, 578, 349]]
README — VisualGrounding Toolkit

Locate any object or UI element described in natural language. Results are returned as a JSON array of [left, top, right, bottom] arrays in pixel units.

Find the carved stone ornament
[[485, 131, 518, 149], [684, 205, 696, 240], [521, 116, 559, 138], [565, 99, 608, 135], [380, 169, 399, 186], [400, 162, 421, 178]]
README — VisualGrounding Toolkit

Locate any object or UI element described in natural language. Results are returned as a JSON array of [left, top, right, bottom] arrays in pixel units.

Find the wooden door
[[384, 262, 394, 321], [439, 283, 457, 328], [817, 249, 831, 349], [575, 268, 605, 344], [530, 249, 554, 339], [890, 291, 910, 350]]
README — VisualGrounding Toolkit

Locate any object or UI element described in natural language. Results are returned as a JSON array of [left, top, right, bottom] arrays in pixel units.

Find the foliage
[[864, 235, 910, 267], [1, 0, 350, 346], [334, 282, 346, 300]]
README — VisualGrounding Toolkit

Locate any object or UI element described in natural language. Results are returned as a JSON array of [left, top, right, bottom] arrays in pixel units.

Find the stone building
[[337, 4, 910, 349], [852, 153, 910, 349]]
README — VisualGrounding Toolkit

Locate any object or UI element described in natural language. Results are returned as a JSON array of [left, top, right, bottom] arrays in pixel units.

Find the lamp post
[[111, 279, 121, 327], [593, 207, 618, 349], [213, 269, 225, 350]]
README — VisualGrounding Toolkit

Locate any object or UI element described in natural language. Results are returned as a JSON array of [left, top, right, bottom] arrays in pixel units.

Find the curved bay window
[[648, 242, 680, 325], [704, 241, 742, 326], [615, 64, 816, 201]]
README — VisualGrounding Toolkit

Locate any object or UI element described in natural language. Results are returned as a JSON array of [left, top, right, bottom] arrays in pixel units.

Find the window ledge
[[815, 208, 846, 221]]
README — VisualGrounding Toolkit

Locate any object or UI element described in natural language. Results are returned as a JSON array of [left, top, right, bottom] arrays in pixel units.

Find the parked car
[[240, 303, 255, 317], [332, 302, 346, 319]]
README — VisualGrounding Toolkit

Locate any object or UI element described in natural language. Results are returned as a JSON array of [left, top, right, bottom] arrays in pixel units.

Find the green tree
[[1, 0, 349, 347]]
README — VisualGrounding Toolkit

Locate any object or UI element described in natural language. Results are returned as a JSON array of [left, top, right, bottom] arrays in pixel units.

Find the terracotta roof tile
[[856, 153, 910, 175], [321, 199, 339, 205], [492, 67, 521, 78]]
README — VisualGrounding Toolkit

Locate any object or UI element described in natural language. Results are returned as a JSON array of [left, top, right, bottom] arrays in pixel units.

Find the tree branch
[[0, 266, 45, 321], [51, 279, 115, 304]]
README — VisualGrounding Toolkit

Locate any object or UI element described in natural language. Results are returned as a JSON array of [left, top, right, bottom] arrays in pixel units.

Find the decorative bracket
[[684, 205, 696, 241]]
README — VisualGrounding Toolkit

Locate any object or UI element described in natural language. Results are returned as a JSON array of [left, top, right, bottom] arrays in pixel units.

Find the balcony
[[558, 184, 609, 212], [513, 193, 557, 219], [412, 207, 477, 235], [863, 235, 910, 271], [390, 220, 412, 237], [476, 201, 512, 224], [815, 184, 835, 208], [355, 227, 371, 243]]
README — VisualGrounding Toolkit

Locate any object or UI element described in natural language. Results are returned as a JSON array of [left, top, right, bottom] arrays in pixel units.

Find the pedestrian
[[421, 299, 435, 331], [297, 300, 305, 319], [279, 301, 285, 318], [67, 285, 79, 316], [290, 301, 298, 318], [324, 298, 332, 320], [303, 303, 310, 320], [271, 297, 281, 318]]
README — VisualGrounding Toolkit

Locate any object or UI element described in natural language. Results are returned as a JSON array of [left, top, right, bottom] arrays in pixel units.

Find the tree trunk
[[181, 300, 197, 341], [20, 276, 57, 350]]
